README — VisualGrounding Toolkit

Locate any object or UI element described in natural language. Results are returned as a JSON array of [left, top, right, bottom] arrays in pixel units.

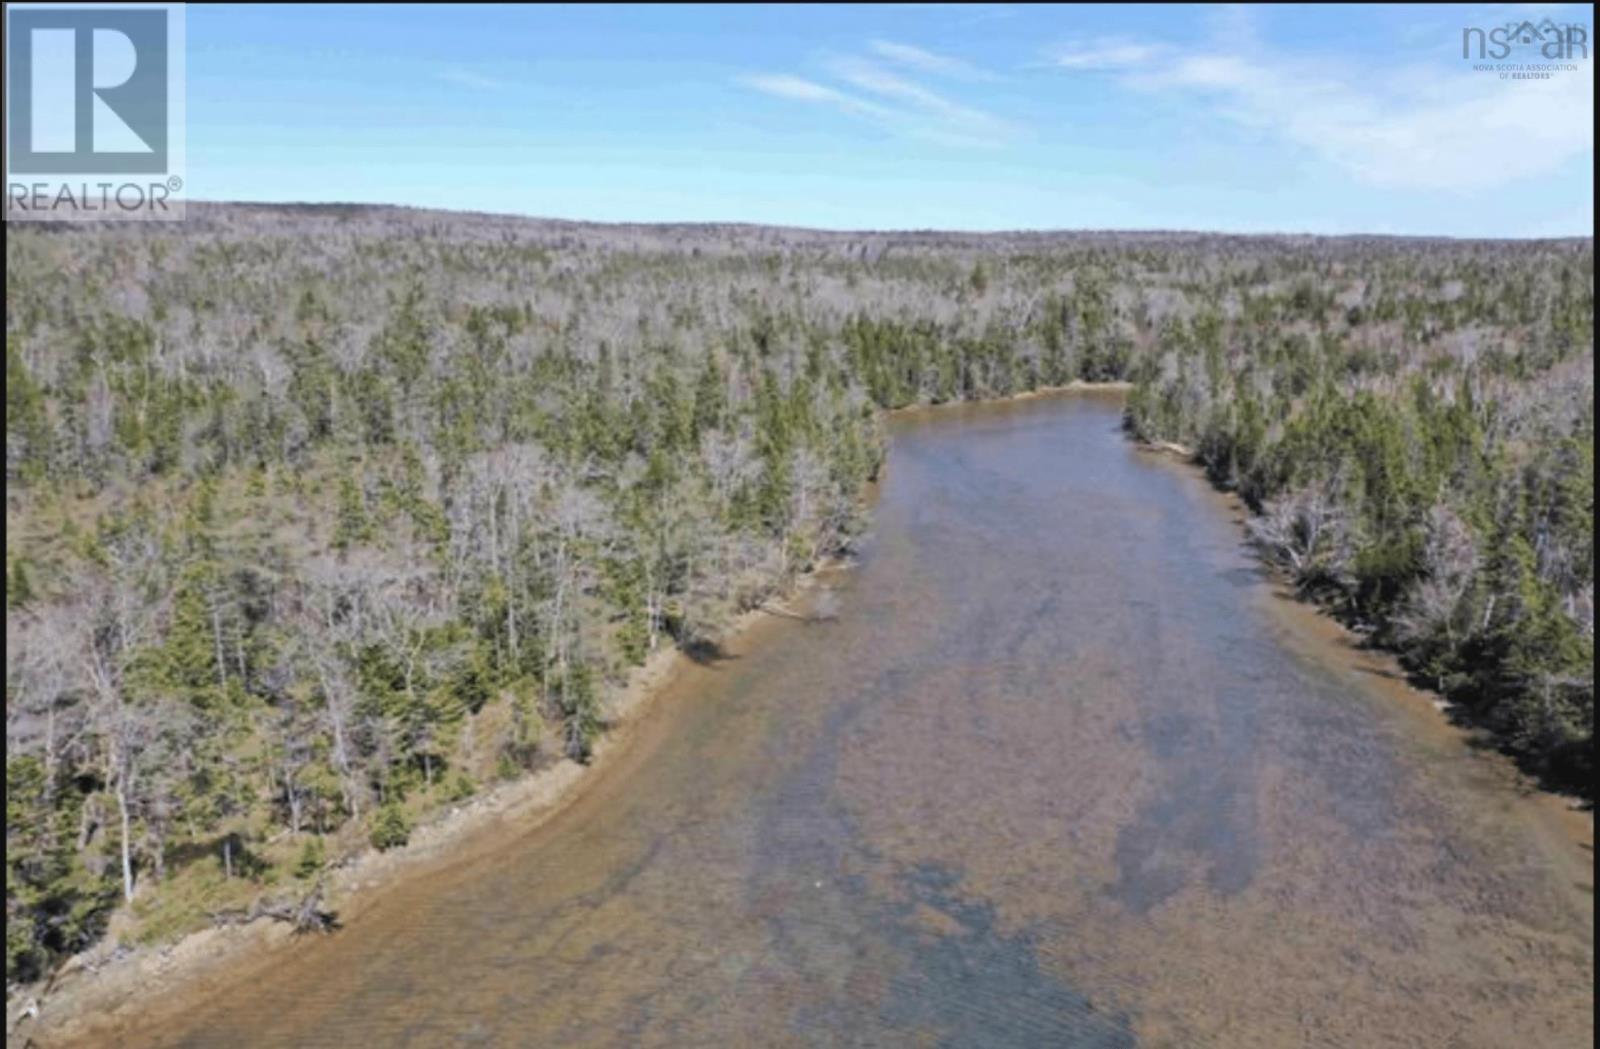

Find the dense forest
[[5, 204, 1592, 989]]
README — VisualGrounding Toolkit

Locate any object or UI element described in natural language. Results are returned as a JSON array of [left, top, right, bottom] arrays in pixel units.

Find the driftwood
[[9, 888, 335, 1042], [208, 881, 339, 934], [760, 591, 839, 622]]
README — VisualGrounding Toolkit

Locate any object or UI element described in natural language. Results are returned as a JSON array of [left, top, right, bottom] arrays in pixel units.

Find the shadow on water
[[1217, 565, 1270, 589], [678, 638, 740, 666]]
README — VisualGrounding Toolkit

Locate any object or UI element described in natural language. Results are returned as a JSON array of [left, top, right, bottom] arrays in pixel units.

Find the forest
[[5, 204, 1592, 989]]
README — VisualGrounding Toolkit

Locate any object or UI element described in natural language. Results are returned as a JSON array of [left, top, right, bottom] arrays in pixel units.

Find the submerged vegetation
[[5, 204, 1592, 987]]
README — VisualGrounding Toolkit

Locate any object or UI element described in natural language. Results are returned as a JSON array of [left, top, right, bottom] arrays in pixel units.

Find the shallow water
[[107, 394, 1592, 1047]]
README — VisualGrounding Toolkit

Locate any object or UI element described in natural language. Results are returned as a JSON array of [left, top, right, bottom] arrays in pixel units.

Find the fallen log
[[760, 593, 839, 622], [208, 882, 339, 934]]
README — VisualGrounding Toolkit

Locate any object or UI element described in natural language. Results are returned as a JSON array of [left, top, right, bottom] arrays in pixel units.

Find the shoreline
[[884, 380, 1133, 418], [1132, 434, 1593, 812], [14, 382, 1589, 1043], [9, 556, 847, 1046], [1132, 438, 1593, 846]]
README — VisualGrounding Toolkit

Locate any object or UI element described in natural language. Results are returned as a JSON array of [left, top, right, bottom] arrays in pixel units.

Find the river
[[91, 392, 1593, 1047]]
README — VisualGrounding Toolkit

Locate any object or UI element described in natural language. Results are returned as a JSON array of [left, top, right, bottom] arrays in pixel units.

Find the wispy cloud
[[741, 43, 1019, 148], [1052, 39, 1166, 70], [434, 66, 513, 92], [1050, 18, 1594, 192], [740, 74, 899, 121], [829, 58, 1017, 146], [868, 40, 995, 80]]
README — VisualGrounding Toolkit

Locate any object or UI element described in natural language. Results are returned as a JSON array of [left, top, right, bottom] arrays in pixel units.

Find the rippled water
[[106, 393, 1593, 1047]]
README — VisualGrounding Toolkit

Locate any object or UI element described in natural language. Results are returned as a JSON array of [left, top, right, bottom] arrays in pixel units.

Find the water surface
[[105, 394, 1595, 1047]]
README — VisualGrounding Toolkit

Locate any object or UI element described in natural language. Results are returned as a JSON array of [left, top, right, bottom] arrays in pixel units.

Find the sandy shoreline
[[884, 380, 1133, 418], [8, 558, 844, 1046]]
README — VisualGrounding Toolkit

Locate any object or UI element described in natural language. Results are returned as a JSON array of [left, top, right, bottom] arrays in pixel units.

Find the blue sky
[[186, 3, 1595, 236]]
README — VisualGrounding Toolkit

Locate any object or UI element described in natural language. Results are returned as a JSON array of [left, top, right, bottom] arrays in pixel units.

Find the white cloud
[[1053, 39, 1167, 70], [830, 59, 1015, 143], [868, 40, 994, 79], [739, 74, 900, 122], [434, 66, 513, 92], [1053, 23, 1594, 192], [741, 53, 1021, 148]]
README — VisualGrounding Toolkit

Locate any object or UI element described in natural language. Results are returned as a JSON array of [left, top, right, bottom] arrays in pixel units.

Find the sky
[[183, 3, 1596, 236]]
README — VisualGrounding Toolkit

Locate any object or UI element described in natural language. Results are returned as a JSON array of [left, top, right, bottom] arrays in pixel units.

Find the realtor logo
[[8, 6, 168, 172], [5, 3, 186, 220]]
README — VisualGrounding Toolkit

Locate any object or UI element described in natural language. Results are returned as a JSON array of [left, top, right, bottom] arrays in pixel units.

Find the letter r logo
[[7, 7, 168, 173]]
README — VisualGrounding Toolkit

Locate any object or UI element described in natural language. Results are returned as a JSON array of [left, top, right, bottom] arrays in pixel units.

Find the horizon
[[142, 197, 1600, 241], [167, 4, 1594, 238]]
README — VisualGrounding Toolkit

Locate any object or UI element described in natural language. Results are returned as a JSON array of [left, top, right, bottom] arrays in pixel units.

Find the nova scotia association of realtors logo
[[1463, 16, 1589, 78], [5, 2, 186, 220]]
